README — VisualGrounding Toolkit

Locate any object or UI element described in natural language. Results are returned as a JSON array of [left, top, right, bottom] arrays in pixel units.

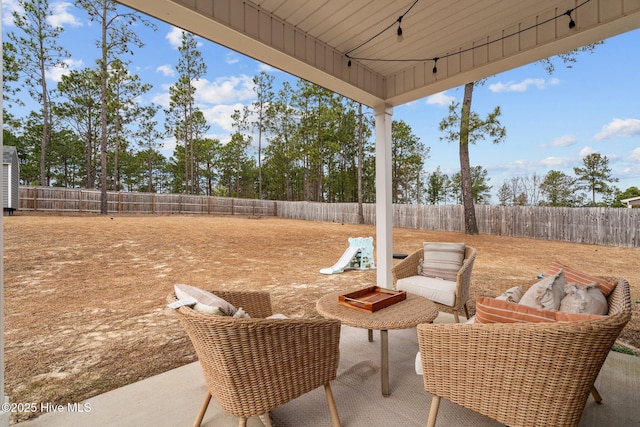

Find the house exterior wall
[[3, 147, 20, 212]]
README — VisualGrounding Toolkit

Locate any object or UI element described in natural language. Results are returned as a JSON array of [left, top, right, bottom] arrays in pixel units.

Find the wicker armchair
[[168, 290, 342, 427], [392, 245, 476, 322], [417, 277, 632, 427]]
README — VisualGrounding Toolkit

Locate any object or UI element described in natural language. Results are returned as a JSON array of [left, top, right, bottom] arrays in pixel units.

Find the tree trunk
[[40, 74, 49, 186], [99, 4, 109, 215], [459, 82, 479, 235], [86, 117, 93, 188], [258, 123, 263, 199], [114, 112, 120, 192], [147, 155, 153, 193]]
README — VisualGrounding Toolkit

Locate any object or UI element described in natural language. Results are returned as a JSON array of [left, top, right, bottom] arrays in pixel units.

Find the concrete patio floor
[[16, 313, 640, 427]]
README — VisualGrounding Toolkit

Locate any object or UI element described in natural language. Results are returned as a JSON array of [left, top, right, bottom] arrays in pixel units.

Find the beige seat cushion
[[396, 276, 457, 306]]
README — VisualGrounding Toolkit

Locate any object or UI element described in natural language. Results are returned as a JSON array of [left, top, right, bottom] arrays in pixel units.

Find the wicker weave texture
[[391, 245, 476, 318], [316, 291, 438, 330], [417, 277, 632, 427], [168, 290, 341, 419]]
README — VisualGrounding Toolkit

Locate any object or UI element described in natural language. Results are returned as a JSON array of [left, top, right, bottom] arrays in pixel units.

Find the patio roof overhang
[[115, 0, 640, 287], [117, 0, 640, 108]]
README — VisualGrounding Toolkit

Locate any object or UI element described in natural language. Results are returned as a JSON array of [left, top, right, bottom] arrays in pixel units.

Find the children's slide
[[319, 246, 361, 275]]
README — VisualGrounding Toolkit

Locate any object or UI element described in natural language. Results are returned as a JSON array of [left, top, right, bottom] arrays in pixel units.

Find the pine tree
[[573, 153, 619, 206], [165, 30, 207, 194], [8, 0, 70, 185], [76, 0, 155, 213]]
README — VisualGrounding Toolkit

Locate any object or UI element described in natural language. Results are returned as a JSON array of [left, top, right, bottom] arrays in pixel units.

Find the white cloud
[[257, 63, 277, 73], [152, 75, 255, 110], [45, 58, 83, 82], [48, 2, 82, 27], [225, 53, 240, 64], [166, 26, 184, 49], [492, 159, 534, 173], [151, 86, 172, 109], [156, 64, 174, 77], [630, 147, 640, 163], [159, 136, 176, 158], [489, 78, 559, 93], [200, 103, 247, 132], [3, 1, 81, 28], [579, 146, 597, 157], [544, 135, 577, 147], [540, 156, 571, 168], [2, 0, 20, 26], [593, 118, 640, 141], [426, 91, 456, 106], [192, 75, 255, 105]]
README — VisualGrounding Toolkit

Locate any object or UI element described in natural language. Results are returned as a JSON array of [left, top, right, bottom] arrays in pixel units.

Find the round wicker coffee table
[[316, 290, 438, 397]]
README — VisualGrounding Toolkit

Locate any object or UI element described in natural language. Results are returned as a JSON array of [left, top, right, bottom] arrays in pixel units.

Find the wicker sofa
[[416, 276, 632, 427], [168, 289, 342, 427]]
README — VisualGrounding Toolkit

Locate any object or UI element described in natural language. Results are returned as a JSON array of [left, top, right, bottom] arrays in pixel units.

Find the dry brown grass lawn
[[4, 213, 639, 423]]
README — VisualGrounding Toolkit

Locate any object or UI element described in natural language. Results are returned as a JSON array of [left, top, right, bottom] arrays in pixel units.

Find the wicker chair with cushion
[[168, 289, 342, 427], [416, 276, 632, 427], [392, 243, 476, 323]]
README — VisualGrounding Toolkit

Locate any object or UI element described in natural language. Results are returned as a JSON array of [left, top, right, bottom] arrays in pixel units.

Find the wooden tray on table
[[338, 286, 406, 312]]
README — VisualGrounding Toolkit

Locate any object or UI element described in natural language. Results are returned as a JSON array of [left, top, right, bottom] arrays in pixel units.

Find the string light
[[565, 9, 576, 29], [345, 0, 419, 66], [346, 0, 592, 71]]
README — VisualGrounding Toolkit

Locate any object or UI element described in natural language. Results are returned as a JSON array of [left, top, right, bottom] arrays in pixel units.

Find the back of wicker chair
[[417, 277, 632, 427], [168, 290, 342, 427]]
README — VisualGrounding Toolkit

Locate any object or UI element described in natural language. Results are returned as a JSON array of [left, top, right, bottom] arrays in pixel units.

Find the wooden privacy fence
[[19, 186, 277, 217], [17, 186, 640, 247]]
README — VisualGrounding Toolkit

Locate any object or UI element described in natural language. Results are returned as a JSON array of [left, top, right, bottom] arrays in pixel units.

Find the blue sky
[[2, 1, 639, 201]]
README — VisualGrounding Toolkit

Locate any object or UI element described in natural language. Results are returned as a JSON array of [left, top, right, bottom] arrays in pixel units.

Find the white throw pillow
[[495, 285, 524, 303], [173, 283, 238, 316], [560, 282, 608, 315], [519, 270, 566, 310], [266, 313, 289, 319]]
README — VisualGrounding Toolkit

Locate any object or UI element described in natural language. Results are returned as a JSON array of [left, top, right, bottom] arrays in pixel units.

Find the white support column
[[374, 104, 393, 288]]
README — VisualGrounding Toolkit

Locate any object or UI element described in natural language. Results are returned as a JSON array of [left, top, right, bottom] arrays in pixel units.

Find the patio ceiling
[[118, 0, 640, 109]]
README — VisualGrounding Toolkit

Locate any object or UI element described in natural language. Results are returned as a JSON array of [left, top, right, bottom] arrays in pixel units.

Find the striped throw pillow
[[546, 260, 616, 297], [475, 296, 603, 324], [420, 242, 466, 282]]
